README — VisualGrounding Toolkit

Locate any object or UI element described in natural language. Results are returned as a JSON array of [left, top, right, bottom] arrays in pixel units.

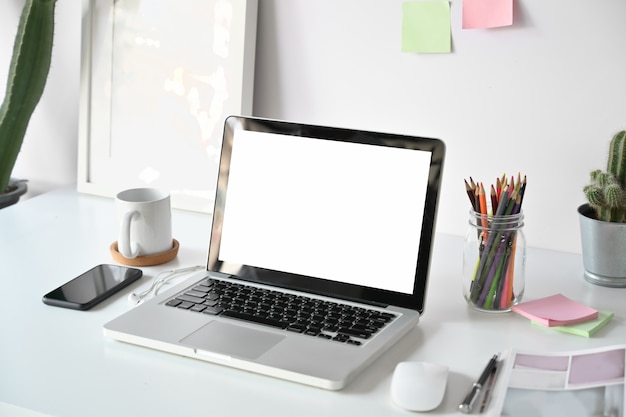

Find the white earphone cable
[[128, 265, 204, 306]]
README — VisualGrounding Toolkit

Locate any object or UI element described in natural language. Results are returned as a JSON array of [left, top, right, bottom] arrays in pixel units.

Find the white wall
[[252, 0, 626, 254], [0, 0, 80, 197], [2, 0, 625, 255]]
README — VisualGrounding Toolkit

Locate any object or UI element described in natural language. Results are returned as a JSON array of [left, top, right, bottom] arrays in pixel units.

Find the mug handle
[[118, 210, 140, 258]]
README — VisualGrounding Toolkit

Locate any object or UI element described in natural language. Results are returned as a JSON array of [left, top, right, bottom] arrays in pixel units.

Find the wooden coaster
[[110, 239, 179, 267]]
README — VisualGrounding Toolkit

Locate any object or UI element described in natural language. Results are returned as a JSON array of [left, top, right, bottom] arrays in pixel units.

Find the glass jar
[[462, 210, 526, 312]]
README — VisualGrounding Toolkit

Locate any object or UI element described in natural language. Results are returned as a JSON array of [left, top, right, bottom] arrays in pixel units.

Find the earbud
[[128, 292, 143, 305], [128, 285, 154, 305], [127, 265, 204, 307]]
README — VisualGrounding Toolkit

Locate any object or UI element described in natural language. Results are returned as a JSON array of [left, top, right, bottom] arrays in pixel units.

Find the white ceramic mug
[[116, 188, 172, 259]]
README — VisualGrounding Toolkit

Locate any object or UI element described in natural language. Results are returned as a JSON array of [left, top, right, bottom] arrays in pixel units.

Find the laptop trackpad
[[181, 321, 285, 360]]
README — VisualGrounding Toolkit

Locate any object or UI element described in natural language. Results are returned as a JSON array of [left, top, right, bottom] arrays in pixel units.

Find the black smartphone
[[42, 264, 143, 310]]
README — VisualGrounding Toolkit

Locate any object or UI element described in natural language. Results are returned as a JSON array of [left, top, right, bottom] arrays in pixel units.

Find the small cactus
[[0, 0, 57, 194], [584, 131, 626, 222]]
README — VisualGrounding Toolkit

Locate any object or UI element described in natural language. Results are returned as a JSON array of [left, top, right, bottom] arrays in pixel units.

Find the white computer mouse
[[390, 361, 449, 412]]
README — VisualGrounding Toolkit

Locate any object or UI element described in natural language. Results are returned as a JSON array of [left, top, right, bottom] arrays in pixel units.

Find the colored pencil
[[490, 184, 498, 215], [465, 179, 477, 211]]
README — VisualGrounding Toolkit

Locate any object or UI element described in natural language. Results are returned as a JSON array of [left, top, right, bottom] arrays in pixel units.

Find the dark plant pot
[[578, 203, 626, 287], [0, 178, 28, 209]]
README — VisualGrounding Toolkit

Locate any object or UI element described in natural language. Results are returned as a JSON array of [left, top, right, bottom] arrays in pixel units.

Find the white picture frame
[[77, 0, 257, 213]]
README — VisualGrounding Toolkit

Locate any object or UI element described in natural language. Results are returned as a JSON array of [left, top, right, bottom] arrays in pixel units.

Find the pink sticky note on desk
[[511, 294, 598, 327], [463, 0, 513, 29]]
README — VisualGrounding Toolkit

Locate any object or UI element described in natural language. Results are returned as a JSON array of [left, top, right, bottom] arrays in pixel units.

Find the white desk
[[1, 188, 625, 417]]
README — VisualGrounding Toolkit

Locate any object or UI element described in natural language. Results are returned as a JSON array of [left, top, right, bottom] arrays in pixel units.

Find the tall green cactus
[[584, 131, 626, 222], [0, 0, 57, 194]]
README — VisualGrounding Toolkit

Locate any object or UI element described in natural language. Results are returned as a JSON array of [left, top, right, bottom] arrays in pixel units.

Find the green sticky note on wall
[[402, 1, 451, 53]]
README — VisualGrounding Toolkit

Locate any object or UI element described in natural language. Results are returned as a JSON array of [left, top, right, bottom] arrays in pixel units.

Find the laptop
[[104, 115, 445, 390]]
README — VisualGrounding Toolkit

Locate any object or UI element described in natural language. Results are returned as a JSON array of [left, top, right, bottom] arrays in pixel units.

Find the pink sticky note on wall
[[463, 0, 513, 29]]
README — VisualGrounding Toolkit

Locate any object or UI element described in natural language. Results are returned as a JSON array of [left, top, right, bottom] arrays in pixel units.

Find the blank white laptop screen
[[208, 116, 445, 313], [218, 129, 432, 295]]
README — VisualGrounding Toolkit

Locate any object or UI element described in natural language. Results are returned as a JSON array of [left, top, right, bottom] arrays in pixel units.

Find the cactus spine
[[0, 0, 57, 194], [584, 131, 626, 222]]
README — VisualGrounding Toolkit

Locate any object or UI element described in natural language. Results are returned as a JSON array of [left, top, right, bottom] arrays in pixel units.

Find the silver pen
[[459, 354, 499, 414]]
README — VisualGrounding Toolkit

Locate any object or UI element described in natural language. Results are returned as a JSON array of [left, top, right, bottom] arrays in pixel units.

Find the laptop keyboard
[[165, 278, 397, 346]]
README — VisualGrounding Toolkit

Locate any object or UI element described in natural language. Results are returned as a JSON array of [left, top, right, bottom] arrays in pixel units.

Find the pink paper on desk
[[511, 294, 598, 327], [462, 0, 513, 29]]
